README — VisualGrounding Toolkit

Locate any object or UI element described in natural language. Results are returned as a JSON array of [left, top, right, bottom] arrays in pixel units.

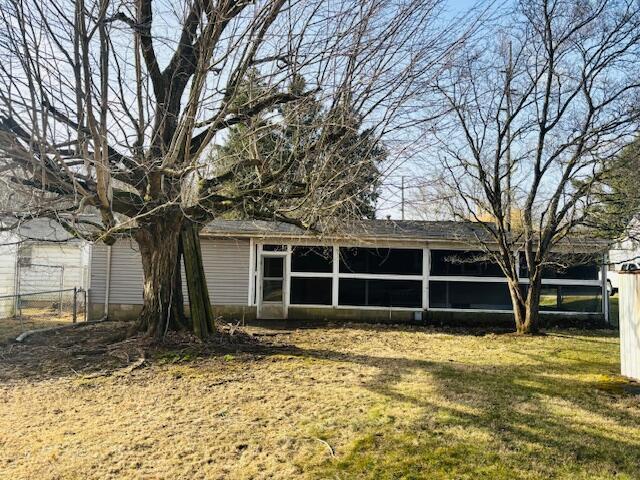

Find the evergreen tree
[[586, 137, 640, 239], [214, 71, 385, 222]]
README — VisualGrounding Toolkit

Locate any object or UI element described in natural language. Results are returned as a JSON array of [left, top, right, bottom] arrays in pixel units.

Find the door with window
[[258, 254, 287, 319]]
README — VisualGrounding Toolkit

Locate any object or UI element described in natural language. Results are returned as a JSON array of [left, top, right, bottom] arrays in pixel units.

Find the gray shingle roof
[[201, 218, 609, 249], [1, 218, 77, 242], [203, 219, 502, 242]]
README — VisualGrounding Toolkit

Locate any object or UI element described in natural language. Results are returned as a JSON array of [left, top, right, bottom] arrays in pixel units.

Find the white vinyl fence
[[619, 271, 640, 381]]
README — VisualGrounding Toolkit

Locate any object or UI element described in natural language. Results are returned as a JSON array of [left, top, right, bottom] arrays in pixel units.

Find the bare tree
[[0, 0, 468, 337], [420, 0, 640, 333]]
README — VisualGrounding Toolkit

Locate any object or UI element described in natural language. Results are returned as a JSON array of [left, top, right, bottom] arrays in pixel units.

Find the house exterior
[[608, 215, 640, 293], [87, 219, 610, 326], [0, 219, 90, 318]]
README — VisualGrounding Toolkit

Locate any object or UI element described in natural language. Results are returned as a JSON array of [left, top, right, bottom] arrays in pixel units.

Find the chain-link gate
[[0, 287, 86, 343]]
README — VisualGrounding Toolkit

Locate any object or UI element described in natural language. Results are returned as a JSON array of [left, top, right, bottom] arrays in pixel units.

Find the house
[[608, 215, 640, 293], [87, 219, 610, 326], [0, 218, 90, 319]]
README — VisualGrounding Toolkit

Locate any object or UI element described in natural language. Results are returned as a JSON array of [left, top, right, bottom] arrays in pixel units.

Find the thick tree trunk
[[507, 276, 541, 334], [507, 279, 527, 333], [522, 275, 542, 334], [170, 241, 189, 330], [135, 215, 183, 338], [181, 221, 214, 339]]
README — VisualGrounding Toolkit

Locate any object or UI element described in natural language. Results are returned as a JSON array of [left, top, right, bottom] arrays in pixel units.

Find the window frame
[[249, 241, 605, 316]]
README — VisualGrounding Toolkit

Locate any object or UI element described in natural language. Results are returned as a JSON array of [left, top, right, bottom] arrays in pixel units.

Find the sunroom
[[246, 237, 608, 323]]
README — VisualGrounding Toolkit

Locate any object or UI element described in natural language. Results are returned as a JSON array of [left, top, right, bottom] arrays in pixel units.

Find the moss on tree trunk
[[181, 221, 214, 339]]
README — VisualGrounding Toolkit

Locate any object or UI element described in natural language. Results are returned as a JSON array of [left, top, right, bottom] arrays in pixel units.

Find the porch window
[[430, 250, 504, 277], [429, 281, 512, 310], [292, 246, 332, 273], [339, 279, 422, 308], [520, 253, 600, 280], [290, 277, 332, 305], [339, 247, 422, 275], [539, 285, 602, 312]]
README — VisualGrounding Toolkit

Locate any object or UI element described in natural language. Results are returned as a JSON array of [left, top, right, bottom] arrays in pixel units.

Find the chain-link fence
[[0, 288, 86, 342]]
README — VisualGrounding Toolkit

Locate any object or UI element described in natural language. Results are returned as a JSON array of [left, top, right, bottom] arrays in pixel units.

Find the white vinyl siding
[[89, 238, 251, 306], [201, 239, 251, 305], [18, 243, 87, 294], [88, 242, 108, 306], [0, 232, 18, 318]]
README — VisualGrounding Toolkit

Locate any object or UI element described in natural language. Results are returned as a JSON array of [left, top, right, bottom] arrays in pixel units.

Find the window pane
[[290, 277, 332, 305], [540, 285, 602, 313], [539, 287, 558, 310], [292, 246, 333, 273], [263, 257, 284, 278], [263, 244, 287, 251], [520, 253, 599, 280], [339, 248, 422, 275], [262, 279, 283, 302], [339, 279, 422, 307], [430, 250, 504, 277], [429, 281, 512, 310]]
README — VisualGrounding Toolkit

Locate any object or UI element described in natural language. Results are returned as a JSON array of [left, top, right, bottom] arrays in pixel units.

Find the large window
[[429, 281, 512, 310], [430, 250, 504, 277], [339, 247, 422, 275], [290, 277, 332, 305], [520, 253, 600, 280], [539, 285, 602, 313], [339, 279, 422, 308], [292, 246, 333, 273]]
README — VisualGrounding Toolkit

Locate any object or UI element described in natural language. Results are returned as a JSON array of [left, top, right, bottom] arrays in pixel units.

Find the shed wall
[[18, 243, 87, 294], [0, 232, 18, 318]]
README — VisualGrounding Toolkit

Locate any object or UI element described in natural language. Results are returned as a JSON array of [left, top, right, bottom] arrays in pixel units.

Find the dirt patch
[[0, 308, 78, 345], [0, 321, 273, 382]]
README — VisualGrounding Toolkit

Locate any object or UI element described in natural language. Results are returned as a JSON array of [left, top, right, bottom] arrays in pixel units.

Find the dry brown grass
[[0, 322, 638, 479], [0, 308, 77, 344]]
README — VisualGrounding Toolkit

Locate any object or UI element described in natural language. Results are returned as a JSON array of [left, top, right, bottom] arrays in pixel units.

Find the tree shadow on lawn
[[286, 343, 640, 479], [1, 321, 637, 478]]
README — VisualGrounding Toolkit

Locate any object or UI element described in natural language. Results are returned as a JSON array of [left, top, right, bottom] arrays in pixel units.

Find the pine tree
[[586, 137, 640, 239], [214, 71, 385, 222]]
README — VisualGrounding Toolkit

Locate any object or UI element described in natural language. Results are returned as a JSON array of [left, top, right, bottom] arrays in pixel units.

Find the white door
[[258, 254, 287, 319]]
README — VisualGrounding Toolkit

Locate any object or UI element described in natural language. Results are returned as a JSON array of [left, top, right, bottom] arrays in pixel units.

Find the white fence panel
[[619, 272, 640, 381]]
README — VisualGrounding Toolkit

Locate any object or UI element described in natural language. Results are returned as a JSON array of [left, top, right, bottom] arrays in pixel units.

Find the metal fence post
[[59, 267, 64, 316], [72, 287, 77, 323]]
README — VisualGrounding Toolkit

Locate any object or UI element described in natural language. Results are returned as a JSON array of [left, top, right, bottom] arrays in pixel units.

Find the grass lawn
[[0, 322, 638, 479]]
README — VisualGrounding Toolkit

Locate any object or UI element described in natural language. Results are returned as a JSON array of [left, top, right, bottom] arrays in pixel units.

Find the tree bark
[[135, 215, 183, 338], [170, 241, 189, 330], [508, 275, 541, 334], [522, 274, 542, 334], [507, 279, 526, 333], [181, 221, 214, 339]]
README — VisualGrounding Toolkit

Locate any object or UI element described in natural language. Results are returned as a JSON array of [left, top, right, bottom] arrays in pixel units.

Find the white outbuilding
[[0, 218, 90, 319]]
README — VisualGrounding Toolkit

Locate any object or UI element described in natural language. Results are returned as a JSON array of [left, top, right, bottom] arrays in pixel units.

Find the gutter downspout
[[97, 244, 112, 322]]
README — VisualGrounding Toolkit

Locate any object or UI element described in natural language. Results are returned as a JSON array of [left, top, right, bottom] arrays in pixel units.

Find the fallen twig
[[312, 437, 335, 458]]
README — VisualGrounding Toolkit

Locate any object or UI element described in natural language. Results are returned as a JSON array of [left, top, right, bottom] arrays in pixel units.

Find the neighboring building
[[87, 219, 610, 326], [607, 215, 640, 293], [0, 218, 90, 318]]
